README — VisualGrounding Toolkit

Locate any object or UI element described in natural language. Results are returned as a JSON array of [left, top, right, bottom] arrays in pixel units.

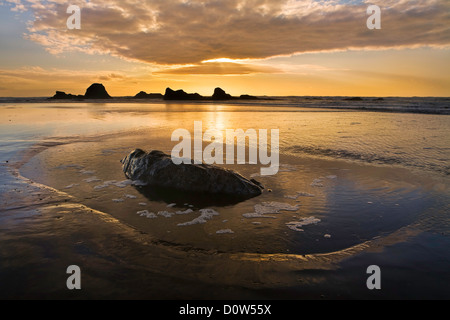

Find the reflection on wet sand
[[1, 103, 449, 299]]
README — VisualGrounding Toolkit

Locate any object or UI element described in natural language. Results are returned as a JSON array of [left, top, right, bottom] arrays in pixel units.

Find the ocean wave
[[2, 96, 449, 114], [285, 145, 450, 176]]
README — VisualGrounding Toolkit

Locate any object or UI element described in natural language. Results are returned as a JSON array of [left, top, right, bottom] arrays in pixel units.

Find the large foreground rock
[[121, 149, 264, 198]]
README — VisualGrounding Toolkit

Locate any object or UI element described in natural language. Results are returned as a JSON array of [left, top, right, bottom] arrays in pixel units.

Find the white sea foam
[[158, 211, 174, 218], [216, 229, 235, 234], [125, 194, 137, 199], [243, 202, 299, 219], [257, 202, 299, 214], [94, 180, 116, 190], [137, 210, 157, 219], [112, 198, 124, 203], [285, 191, 316, 199], [167, 203, 177, 208], [311, 179, 324, 187], [326, 175, 337, 179], [114, 180, 133, 188], [178, 209, 220, 226], [175, 209, 194, 215], [64, 184, 78, 189], [83, 176, 101, 183], [242, 213, 276, 219], [286, 217, 321, 232], [296, 192, 315, 197], [94, 180, 133, 190], [79, 169, 96, 175]]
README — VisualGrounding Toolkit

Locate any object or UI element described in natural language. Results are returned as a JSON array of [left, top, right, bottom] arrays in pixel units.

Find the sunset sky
[[0, 0, 449, 97]]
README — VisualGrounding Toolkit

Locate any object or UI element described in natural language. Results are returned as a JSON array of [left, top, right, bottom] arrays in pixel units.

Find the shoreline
[[1, 104, 449, 299], [0, 132, 433, 299], [1, 96, 449, 115]]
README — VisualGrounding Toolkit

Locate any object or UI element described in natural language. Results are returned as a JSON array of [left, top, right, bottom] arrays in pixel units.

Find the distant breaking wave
[[285, 145, 450, 176], [1, 96, 449, 115]]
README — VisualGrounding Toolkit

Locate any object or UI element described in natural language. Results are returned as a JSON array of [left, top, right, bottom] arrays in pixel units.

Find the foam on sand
[[296, 192, 315, 197], [243, 212, 277, 219], [311, 179, 324, 187], [285, 191, 315, 199], [114, 180, 133, 188], [175, 209, 194, 215], [216, 229, 235, 234], [94, 180, 133, 190], [79, 169, 96, 175], [158, 211, 174, 218], [243, 202, 299, 219], [63, 184, 79, 189], [137, 210, 157, 219], [83, 176, 101, 183], [94, 180, 116, 190], [286, 216, 321, 232], [178, 209, 220, 226]]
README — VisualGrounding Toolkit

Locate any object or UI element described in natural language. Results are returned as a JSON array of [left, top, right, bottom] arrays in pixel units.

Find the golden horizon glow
[[202, 58, 246, 64]]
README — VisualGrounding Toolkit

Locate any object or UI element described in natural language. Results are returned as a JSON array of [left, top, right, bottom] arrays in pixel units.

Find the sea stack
[[212, 87, 233, 100], [164, 88, 204, 100], [51, 91, 76, 100], [134, 91, 164, 99], [84, 83, 112, 99], [121, 149, 264, 198]]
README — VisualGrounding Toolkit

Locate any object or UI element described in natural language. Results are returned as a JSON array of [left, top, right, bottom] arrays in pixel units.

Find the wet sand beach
[[1, 102, 449, 299]]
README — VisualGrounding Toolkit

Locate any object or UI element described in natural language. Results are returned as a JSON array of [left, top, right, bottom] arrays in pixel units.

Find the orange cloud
[[13, 0, 450, 66], [156, 61, 281, 75]]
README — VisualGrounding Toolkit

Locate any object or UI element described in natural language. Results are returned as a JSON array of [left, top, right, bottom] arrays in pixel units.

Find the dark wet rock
[[164, 88, 204, 100], [134, 91, 164, 99], [84, 83, 112, 99], [212, 87, 233, 100], [121, 149, 264, 198]]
